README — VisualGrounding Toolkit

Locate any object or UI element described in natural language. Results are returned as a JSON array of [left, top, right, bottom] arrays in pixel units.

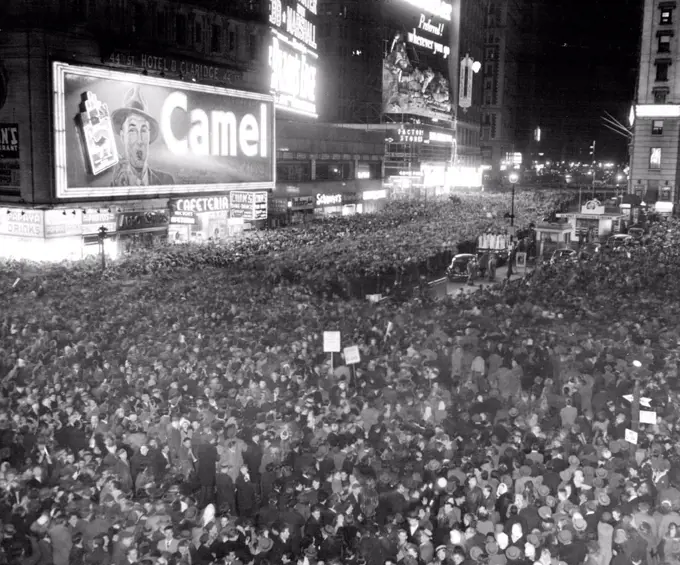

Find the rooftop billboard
[[382, 0, 454, 121], [53, 63, 275, 200]]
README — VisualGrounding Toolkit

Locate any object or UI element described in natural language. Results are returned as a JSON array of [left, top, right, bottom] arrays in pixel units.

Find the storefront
[[556, 200, 627, 241], [117, 210, 170, 254], [362, 189, 389, 214], [0, 56, 275, 260], [168, 193, 268, 242], [268, 180, 386, 224], [314, 192, 359, 216]]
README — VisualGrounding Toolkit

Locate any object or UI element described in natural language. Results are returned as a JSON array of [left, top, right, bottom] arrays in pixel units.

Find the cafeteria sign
[[230, 191, 268, 220]]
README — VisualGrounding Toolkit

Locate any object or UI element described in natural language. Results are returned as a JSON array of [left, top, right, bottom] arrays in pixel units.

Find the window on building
[[659, 34, 672, 53], [249, 33, 258, 59], [276, 163, 311, 182], [132, 2, 145, 33], [71, 0, 86, 21], [660, 186, 672, 201], [650, 147, 662, 169], [195, 21, 203, 44], [654, 87, 669, 103], [211, 24, 221, 52], [652, 120, 664, 135], [157, 10, 167, 40], [661, 8, 674, 25], [656, 61, 670, 81], [228, 29, 236, 51], [176, 14, 187, 45], [316, 162, 351, 181]]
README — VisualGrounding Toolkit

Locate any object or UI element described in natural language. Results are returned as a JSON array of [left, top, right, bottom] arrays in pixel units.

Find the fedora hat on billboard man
[[109, 85, 173, 187]]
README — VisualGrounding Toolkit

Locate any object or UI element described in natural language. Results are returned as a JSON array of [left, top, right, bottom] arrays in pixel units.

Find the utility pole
[[630, 359, 641, 460], [590, 140, 596, 199]]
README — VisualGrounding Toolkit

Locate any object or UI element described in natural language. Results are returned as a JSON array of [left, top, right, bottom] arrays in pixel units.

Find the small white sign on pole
[[323, 331, 341, 353], [343, 345, 361, 365], [640, 410, 657, 425], [625, 429, 639, 445]]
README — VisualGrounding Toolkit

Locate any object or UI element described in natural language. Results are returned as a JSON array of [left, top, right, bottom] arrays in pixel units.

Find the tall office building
[[480, 0, 527, 182], [629, 0, 678, 213], [317, 0, 488, 196], [457, 0, 488, 171]]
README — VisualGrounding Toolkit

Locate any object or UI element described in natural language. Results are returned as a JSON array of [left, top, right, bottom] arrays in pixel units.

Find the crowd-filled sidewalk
[[0, 194, 677, 565]]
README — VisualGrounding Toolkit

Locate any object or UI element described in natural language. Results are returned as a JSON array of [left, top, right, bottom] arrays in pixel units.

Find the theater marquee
[[52, 62, 275, 200], [268, 0, 318, 118]]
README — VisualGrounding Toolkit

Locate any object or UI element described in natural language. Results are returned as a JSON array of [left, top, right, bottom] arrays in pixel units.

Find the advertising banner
[[82, 211, 117, 235], [0, 123, 20, 196], [230, 191, 268, 220], [53, 63, 275, 200], [0, 208, 44, 238], [268, 0, 318, 118], [117, 210, 169, 232], [382, 1, 453, 121]]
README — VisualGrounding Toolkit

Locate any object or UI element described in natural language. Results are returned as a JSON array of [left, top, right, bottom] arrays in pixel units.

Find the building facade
[[0, 0, 385, 260], [456, 0, 487, 172], [316, 0, 487, 196], [480, 0, 524, 182], [629, 0, 679, 213]]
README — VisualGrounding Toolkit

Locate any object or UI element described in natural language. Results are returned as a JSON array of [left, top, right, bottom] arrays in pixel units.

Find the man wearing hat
[[109, 86, 174, 187]]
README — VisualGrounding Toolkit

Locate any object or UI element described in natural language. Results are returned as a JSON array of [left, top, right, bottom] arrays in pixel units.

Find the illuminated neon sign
[[402, 0, 452, 21], [160, 92, 268, 158]]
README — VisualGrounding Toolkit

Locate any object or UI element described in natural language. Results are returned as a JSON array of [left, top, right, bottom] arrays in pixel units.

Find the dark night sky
[[534, 0, 642, 162]]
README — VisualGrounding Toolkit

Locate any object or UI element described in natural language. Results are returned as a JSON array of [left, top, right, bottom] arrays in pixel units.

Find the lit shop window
[[650, 147, 662, 170]]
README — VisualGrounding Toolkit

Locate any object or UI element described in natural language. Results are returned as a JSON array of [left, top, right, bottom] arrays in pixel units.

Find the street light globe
[[632, 360, 642, 368], [508, 172, 519, 184]]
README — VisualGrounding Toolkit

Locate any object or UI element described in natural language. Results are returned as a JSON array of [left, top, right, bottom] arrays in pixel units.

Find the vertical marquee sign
[[268, 0, 318, 118]]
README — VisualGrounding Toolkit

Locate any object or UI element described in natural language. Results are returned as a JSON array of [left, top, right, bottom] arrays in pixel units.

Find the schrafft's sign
[[316, 193, 342, 206], [52, 63, 275, 200]]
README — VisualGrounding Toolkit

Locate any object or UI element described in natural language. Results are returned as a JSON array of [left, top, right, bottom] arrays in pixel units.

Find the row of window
[[654, 4, 675, 83], [276, 162, 383, 182]]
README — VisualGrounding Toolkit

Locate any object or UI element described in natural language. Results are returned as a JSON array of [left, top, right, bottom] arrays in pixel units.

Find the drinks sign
[[230, 191, 268, 220], [53, 63, 275, 200]]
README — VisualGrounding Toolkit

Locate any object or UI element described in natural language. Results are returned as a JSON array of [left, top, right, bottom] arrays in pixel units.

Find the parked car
[[446, 254, 476, 282], [627, 227, 645, 240], [606, 234, 634, 251], [550, 248, 577, 265]]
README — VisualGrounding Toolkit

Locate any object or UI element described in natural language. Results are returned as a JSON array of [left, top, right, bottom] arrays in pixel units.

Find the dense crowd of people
[[0, 193, 677, 565]]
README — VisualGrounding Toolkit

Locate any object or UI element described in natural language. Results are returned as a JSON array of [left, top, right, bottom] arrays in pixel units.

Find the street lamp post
[[508, 172, 519, 228]]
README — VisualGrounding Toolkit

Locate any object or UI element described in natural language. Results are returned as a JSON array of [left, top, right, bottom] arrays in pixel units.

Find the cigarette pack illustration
[[77, 91, 119, 176]]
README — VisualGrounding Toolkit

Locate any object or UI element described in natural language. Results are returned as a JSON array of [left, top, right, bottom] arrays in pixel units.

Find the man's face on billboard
[[121, 114, 150, 171]]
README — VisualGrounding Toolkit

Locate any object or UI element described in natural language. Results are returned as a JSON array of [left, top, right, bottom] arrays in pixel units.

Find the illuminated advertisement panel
[[268, 0, 318, 118], [53, 63, 275, 200], [382, 0, 453, 121]]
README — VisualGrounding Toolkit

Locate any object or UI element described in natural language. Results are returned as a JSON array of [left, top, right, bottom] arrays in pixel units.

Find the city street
[[426, 262, 533, 299]]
